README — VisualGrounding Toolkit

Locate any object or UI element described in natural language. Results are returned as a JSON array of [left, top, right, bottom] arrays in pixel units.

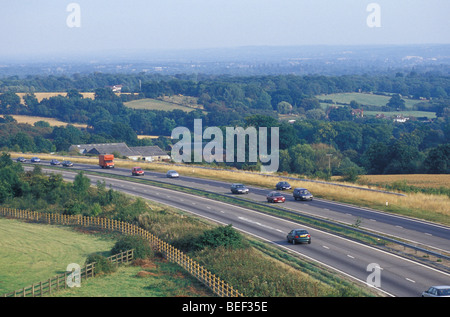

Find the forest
[[0, 72, 449, 177]]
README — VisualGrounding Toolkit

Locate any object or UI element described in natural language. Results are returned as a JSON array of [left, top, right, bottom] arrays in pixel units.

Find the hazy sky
[[1, 0, 449, 59]]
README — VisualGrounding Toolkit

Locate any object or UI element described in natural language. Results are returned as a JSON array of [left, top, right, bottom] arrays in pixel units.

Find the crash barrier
[[0, 207, 243, 297], [2, 249, 134, 297]]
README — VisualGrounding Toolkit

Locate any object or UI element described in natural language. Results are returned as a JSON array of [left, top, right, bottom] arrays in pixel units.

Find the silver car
[[166, 170, 179, 178], [422, 286, 450, 297], [230, 183, 249, 194]]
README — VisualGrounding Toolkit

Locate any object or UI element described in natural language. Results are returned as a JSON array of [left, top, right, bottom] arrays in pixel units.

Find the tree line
[[0, 72, 449, 176]]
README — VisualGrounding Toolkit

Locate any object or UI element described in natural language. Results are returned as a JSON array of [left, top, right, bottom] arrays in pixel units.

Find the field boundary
[[2, 249, 134, 297], [0, 208, 243, 297]]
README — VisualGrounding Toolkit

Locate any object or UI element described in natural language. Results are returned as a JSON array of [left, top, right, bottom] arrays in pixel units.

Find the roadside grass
[[357, 174, 450, 189], [138, 202, 380, 296]]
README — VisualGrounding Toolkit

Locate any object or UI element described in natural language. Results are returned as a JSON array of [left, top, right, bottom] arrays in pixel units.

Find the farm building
[[69, 142, 170, 161]]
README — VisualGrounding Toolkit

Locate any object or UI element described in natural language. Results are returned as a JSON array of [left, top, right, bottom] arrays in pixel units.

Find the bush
[[85, 254, 116, 275], [111, 235, 153, 260], [194, 224, 245, 251]]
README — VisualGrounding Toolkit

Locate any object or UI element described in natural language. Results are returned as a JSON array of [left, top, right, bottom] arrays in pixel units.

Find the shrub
[[194, 224, 245, 250], [85, 254, 116, 275], [111, 235, 153, 260]]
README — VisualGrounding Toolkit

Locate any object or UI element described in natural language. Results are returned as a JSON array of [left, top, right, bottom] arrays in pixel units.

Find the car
[[132, 167, 144, 176], [293, 188, 313, 201], [50, 159, 60, 165], [166, 170, 179, 178], [31, 157, 41, 163], [230, 183, 249, 194], [287, 229, 311, 244], [62, 160, 74, 167], [16, 157, 26, 162], [276, 181, 291, 190], [422, 286, 450, 297], [266, 191, 285, 203]]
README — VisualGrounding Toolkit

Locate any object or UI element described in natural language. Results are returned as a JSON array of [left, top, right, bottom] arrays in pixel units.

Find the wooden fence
[[2, 249, 134, 297], [0, 207, 243, 297]]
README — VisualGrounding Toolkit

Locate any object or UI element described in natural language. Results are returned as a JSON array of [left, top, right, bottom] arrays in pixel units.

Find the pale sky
[[1, 0, 449, 59]]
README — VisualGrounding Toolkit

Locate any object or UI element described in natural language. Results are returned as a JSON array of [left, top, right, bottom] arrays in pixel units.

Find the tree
[[387, 94, 406, 110], [361, 142, 389, 174], [73, 171, 91, 196], [384, 140, 422, 174], [0, 92, 21, 113], [277, 101, 293, 114], [423, 144, 450, 174], [328, 106, 353, 121], [333, 121, 363, 152]]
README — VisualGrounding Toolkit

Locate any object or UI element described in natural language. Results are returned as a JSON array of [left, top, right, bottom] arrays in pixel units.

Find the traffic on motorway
[[18, 158, 450, 296]]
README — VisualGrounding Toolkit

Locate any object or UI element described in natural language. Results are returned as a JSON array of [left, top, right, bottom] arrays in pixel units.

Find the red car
[[131, 167, 144, 176], [267, 191, 285, 203]]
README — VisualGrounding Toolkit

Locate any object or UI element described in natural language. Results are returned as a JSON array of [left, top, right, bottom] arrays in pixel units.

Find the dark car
[[62, 160, 74, 167], [422, 286, 450, 297], [287, 229, 311, 244], [293, 188, 313, 201], [230, 183, 249, 194], [132, 167, 144, 176], [31, 157, 41, 163], [276, 181, 291, 190], [50, 159, 60, 165], [16, 157, 26, 162], [266, 191, 285, 203]]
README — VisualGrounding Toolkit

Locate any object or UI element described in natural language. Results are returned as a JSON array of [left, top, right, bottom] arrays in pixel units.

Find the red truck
[[99, 154, 114, 169]]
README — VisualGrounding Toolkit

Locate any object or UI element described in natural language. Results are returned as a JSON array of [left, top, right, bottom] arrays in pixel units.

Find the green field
[[125, 98, 197, 112], [0, 218, 213, 297], [0, 218, 115, 294], [50, 260, 212, 297], [316, 92, 435, 119], [317, 92, 424, 108]]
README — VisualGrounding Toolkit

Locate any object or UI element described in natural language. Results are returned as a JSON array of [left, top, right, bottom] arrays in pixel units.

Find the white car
[[422, 286, 450, 297]]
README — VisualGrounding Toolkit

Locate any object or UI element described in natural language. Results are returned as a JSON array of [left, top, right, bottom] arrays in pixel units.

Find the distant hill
[[1, 44, 449, 76]]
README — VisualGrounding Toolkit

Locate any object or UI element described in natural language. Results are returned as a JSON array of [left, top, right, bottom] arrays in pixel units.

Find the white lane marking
[[238, 216, 279, 232]]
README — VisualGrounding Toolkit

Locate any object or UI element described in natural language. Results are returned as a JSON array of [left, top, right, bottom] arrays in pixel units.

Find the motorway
[[24, 161, 450, 297]]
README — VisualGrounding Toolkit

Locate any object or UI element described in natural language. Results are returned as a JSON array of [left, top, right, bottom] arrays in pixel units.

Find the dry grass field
[[4, 114, 87, 128], [16, 92, 95, 103], [360, 174, 450, 189]]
